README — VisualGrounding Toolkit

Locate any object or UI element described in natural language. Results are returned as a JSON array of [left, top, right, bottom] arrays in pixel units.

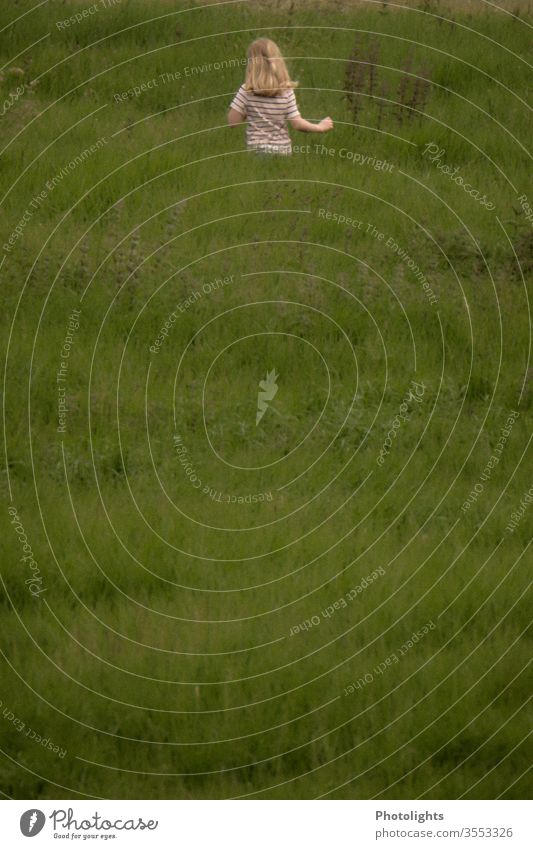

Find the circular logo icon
[[20, 810, 46, 837]]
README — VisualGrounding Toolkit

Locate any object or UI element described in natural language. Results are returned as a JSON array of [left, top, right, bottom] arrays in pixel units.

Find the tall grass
[[0, 0, 531, 800]]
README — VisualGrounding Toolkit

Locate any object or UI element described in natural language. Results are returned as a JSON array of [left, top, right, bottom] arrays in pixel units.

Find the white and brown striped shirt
[[229, 85, 301, 155]]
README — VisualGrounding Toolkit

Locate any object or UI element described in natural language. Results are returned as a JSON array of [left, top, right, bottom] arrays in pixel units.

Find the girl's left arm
[[228, 107, 246, 126]]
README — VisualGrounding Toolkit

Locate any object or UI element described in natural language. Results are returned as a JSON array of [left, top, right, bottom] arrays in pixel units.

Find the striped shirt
[[229, 85, 301, 155]]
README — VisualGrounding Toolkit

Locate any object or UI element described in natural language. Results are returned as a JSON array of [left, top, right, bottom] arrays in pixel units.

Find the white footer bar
[[1, 799, 530, 848]]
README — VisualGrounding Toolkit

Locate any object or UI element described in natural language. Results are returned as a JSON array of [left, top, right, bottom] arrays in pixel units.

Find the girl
[[227, 38, 333, 155]]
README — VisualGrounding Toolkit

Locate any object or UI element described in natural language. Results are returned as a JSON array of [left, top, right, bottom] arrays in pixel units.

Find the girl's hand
[[319, 116, 333, 132]]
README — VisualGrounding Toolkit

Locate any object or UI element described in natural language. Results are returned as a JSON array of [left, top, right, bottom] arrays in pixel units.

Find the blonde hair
[[244, 38, 298, 97]]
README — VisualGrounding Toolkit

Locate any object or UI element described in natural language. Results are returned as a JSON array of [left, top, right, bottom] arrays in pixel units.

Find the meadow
[[0, 0, 531, 799]]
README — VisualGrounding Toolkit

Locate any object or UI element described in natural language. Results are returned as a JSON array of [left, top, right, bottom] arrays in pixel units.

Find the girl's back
[[229, 85, 300, 155]]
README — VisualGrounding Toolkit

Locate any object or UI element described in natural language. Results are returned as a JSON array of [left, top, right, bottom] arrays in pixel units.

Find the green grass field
[[0, 0, 531, 799]]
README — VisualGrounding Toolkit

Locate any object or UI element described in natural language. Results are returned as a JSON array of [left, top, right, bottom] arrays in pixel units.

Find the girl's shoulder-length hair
[[243, 37, 299, 97]]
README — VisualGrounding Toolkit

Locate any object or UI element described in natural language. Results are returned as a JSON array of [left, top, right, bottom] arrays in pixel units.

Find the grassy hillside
[[0, 0, 531, 799]]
